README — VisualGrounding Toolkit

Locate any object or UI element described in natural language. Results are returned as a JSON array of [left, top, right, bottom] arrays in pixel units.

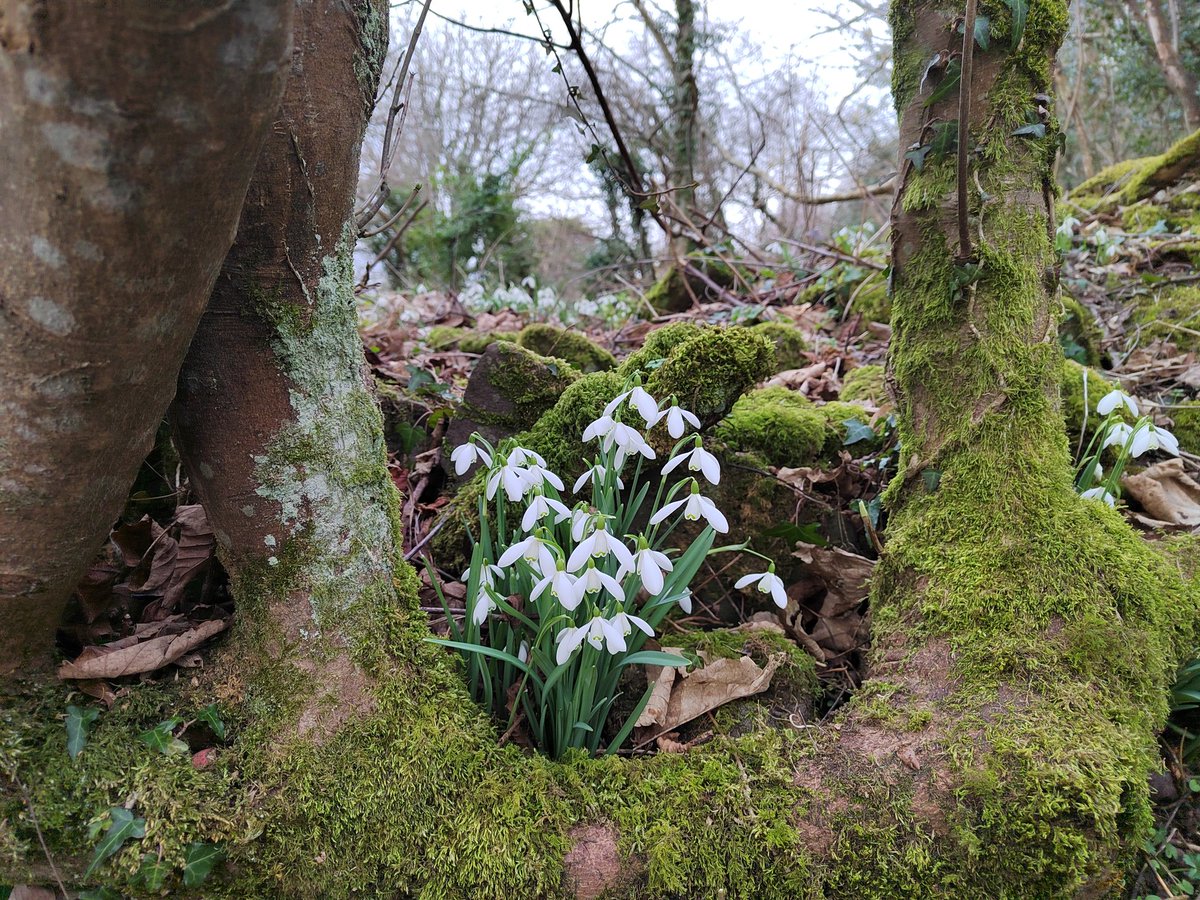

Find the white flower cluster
[[1076, 388, 1179, 507]]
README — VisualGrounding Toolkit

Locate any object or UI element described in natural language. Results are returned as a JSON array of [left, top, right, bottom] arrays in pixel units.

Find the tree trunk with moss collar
[[7, 1, 1200, 897]]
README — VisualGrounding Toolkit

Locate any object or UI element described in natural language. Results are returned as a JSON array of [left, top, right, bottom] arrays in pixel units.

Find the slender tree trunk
[[0, 0, 292, 674], [171, 0, 398, 732], [669, 0, 699, 256], [1130, 0, 1200, 130]]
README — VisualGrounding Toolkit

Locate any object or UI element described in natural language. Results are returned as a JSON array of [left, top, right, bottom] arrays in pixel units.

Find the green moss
[[1059, 294, 1102, 367], [643, 257, 739, 314], [1131, 285, 1200, 352], [841, 364, 888, 405], [1070, 157, 1150, 205], [850, 275, 891, 323], [459, 342, 581, 437], [1170, 403, 1200, 454], [516, 323, 616, 373], [1119, 129, 1200, 204], [1058, 359, 1121, 447], [750, 321, 808, 372], [617, 322, 704, 379], [425, 326, 517, 353], [644, 326, 775, 424], [715, 388, 826, 468]]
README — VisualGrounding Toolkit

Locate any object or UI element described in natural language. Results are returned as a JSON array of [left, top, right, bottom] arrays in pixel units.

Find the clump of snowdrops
[[430, 380, 785, 759], [1075, 386, 1178, 507]]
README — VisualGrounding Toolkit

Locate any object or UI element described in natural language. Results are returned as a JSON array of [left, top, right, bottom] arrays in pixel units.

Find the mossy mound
[[750, 321, 808, 372], [1059, 294, 1102, 367], [849, 276, 891, 324], [1171, 402, 1200, 454], [643, 256, 739, 314], [617, 322, 704, 380], [715, 388, 876, 468], [1131, 285, 1200, 352], [425, 325, 517, 354], [1070, 129, 1200, 209], [840, 364, 888, 405], [515, 324, 617, 373], [642, 326, 775, 425]]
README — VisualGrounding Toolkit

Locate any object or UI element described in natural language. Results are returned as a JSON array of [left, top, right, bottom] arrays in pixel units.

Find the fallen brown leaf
[[1122, 458, 1200, 527], [58, 618, 227, 680], [634, 650, 781, 740]]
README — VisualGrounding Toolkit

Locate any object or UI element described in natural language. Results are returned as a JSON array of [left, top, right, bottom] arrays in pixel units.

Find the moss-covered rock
[[1059, 294, 1102, 367], [515, 323, 616, 373], [840, 364, 888, 405], [715, 388, 876, 468], [1131, 285, 1200, 352], [644, 256, 739, 313], [444, 341, 581, 453], [425, 326, 517, 354], [617, 322, 705, 381], [750, 321, 809, 372], [849, 275, 891, 324], [643, 326, 775, 425]]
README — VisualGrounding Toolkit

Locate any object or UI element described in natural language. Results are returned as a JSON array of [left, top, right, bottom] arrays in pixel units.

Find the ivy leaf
[[637, 197, 660, 213], [138, 717, 188, 756], [904, 145, 931, 171], [196, 703, 227, 741], [957, 14, 991, 50], [1003, 0, 1028, 48], [929, 120, 959, 156], [842, 418, 876, 446], [922, 469, 943, 492], [85, 807, 146, 877], [761, 522, 829, 547], [134, 853, 171, 891], [183, 842, 226, 887], [1011, 122, 1046, 138], [584, 143, 602, 164], [66, 704, 101, 759], [924, 58, 962, 107]]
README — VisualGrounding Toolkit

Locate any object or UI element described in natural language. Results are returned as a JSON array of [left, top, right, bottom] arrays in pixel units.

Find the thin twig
[[957, 0, 977, 261]]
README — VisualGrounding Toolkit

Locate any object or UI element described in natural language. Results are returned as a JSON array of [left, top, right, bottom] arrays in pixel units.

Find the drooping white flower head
[[1130, 423, 1179, 458], [555, 615, 627, 664], [576, 562, 625, 603], [649, 482, 729, 533], [604, 385, 662, 427], [1096, 389, 1138, 418], [609, 423, 656, 468], [734, 567, 788, 609], [497, 533, 557, 575], [620, 545, 673, 595], [522, 462, 565, 493], [676, 590, 693, 614], [1102, 422, 1133, 450], [486, 461, 530, 502], [521, 493, 572, 533], [471, 586, 499, 626], [507, 446, 547, 468], [582, 414, 617, 444], [1080, 486, 1116, 507], [662, 443, 721, 485], [572, 462, 624, 494], [570, 508, 595, 543], [462, 561, 504, 591], [611, 611, 654, 639], [532, 566, 584, 611], [662, 403, 700, 439], [568, 524, 634, 572], [450, 441, 492, 476]]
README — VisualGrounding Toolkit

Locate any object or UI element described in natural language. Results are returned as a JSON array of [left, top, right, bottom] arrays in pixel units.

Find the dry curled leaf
[[1122, 458, 1200, 527], [634, 650, 781, 740], [58, 618, 227, 680]]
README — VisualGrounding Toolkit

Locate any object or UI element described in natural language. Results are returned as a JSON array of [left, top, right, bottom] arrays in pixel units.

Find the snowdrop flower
[[576, 562, 626, 603], [486, 460, 530, 502], [1096, 389, 1138, 418], [620, 544, 673, 595], [649, 482, 729, 533], [1102, 422, 1133, 450], [521, 493, 571, 532], [471, 587, 499, 626], [676, 590, 693, 614], [1130, 423, 1179, 458], [605, 385, 662, 427], [532, 566, 584, 610], [610, 423, 656, 467], [734, 567, 788, 609], [611, 611, 654, 639], [572, 463, 624, 494], [662, 443, 721, 485], [450, 441, 491, 475], [462, 561, 503, 591], [1080, 486, 1116, 507], [582, 414, 617, 443], [507, 446, 547, 468], [556, 615, 626, 664], [522, 462, 565, 493], [570, 508, 595, 542], [568, 524, 634, 572], [497, 533, 556, 574], [662, 403, 700, 439], [518, 641, 529, 664]]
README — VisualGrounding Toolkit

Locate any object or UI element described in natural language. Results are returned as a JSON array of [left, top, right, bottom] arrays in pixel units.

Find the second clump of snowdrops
[[1075, 386, 1179, 507], [430, 378, 784, 759]]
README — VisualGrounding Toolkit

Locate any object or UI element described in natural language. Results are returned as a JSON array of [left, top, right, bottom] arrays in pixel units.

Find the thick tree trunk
[[0, 0, 292, 674], [170, 0, 399, 731]]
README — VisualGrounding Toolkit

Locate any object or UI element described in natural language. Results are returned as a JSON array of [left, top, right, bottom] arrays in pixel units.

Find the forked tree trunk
[[0, 0, 292, 674]]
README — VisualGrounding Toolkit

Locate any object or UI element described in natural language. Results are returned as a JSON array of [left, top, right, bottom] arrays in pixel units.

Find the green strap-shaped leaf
[[66, 704, 100, 759], [85, 807, 146, 877], [183, 842, 226, 887], [1004, 0, 1028, 48]]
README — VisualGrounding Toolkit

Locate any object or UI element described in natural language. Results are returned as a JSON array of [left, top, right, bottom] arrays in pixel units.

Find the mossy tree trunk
[[0, 0, 292, 675], [169, 0, 402, 733]]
